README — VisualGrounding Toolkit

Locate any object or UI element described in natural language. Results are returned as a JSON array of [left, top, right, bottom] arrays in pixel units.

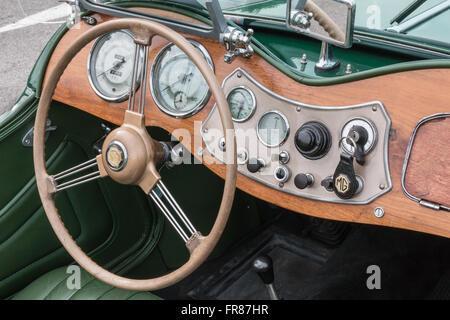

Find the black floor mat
[[156, 212, 450, 300]]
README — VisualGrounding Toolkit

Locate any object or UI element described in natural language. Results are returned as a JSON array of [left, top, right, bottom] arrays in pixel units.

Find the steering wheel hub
[[105, 141, 127, 171]]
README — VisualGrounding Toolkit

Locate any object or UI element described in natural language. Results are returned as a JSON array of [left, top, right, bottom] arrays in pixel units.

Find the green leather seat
[[12, 266, 162, 300]]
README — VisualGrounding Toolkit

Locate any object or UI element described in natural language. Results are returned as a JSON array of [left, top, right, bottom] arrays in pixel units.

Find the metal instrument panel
[[201, 68, 392, 204]]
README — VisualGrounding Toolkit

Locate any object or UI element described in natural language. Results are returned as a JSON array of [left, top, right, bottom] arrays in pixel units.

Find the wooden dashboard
[[44, 11, 450, 238]]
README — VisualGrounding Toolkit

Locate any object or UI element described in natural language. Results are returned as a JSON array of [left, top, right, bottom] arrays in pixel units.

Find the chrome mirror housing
[[286, 0, 356, 48]]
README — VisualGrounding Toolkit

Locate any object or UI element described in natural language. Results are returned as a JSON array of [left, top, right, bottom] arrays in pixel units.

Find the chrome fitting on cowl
[[221, 27, 254, 64]]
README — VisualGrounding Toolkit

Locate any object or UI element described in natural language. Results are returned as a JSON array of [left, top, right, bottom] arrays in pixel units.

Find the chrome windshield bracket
[[221, 27, 254, 64], [58, 0, 81, 27]]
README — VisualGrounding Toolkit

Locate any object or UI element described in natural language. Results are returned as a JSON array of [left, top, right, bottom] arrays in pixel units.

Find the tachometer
[[257, 111, 290, 147], [150, 40, 214, 118], [87, 30, 143, 102], [227, 86, 256, 122]]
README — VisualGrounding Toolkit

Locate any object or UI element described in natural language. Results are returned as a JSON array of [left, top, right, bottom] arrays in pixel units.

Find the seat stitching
[[44, 270, 73, 300], [125, 292, 141, 300], [96, 286, 116, 300], [67, 273, 97, 300]]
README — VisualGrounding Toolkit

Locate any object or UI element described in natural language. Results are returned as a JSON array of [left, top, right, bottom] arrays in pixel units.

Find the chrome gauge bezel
[[87, 30, 144, 103], [150, 39, 214, 118], [227, 86, 257, 123], [256, 110, 290, 148]]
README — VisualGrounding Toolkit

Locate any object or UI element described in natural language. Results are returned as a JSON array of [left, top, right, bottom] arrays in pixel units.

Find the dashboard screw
[[374, 207, 385, 218], [379, 183, 385, 190], [279, 182, 284, 188], [372, 105, 377, 112], [296, 106, 301, 112], [237, 71, 242, 78]]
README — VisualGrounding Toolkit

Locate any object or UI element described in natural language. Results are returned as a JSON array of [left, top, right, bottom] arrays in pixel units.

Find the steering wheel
[[33, 18, 237, 291]]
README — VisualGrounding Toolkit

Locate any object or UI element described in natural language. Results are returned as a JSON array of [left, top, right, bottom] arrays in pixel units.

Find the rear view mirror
[[286, 0, 356, 48]]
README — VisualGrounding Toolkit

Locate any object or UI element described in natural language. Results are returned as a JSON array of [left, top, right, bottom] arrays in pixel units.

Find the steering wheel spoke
[[149, 180, 202, 247], [128, 35, 151, 115], [47, 155, 106, 194]]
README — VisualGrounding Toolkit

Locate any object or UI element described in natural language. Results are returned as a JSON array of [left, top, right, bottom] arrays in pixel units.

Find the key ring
[[339, 136, 357, 158]]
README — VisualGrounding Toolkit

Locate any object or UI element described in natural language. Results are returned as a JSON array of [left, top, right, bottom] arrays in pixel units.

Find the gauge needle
[[161, 72, 194, 92], [96, 57, 126, 77], [237, 101, 244, 118]]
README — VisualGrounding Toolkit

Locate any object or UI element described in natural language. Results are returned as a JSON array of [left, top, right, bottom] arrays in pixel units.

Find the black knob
[[294, 173, 314, 189], [247, 158, 264, 173], [295, 121, 331, 160], [252, 255, 274, 285], [320, 176, 334, 192]]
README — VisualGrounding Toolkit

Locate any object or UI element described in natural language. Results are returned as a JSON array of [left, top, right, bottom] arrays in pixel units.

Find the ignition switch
[[332, 130, 368, 199]]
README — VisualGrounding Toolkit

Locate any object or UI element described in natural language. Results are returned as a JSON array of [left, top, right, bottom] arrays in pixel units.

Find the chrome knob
[[274, 166, 291, 183]]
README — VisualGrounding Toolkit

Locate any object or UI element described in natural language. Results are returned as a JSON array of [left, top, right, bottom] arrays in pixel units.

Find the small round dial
[[227, 86, 256, 122], [257, 111, 290, 147], [150, 40, 214, 118], [88, 30, 143, 102]]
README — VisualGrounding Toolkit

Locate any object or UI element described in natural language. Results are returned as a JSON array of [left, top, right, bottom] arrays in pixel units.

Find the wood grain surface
[[404, 116, 450, 208], [43, 12, 450, 238]]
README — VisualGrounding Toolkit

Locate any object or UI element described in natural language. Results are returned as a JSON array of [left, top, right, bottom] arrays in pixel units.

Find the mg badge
[[106, 141, 127, 171], [335, 174, 350, 194]]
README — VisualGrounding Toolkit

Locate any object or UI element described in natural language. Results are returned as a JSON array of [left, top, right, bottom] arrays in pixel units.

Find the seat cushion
[[12, 266, 162, 300]]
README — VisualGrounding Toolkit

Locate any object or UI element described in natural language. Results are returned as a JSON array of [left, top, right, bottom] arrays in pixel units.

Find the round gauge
[[257, 111, 290, 147], [227, 86, 256, 122], [88, 30, 143, 102], [150, 40, 214, 118]]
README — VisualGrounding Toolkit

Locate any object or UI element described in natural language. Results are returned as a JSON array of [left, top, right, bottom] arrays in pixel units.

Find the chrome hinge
[[22, 119, 57, 147], [221, 27, 254, 64]]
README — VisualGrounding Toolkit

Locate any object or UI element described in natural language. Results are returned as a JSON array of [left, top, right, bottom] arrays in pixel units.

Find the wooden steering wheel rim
[[33, 18, 237, 291]]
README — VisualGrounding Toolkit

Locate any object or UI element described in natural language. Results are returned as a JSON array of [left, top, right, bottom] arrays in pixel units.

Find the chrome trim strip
[[401, 112, 450, 211], [387, 0, 450, 34], [201, 67, 392, 205]]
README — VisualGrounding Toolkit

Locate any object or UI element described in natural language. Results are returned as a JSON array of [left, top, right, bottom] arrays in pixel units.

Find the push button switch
[[294, 173, 314, 189]]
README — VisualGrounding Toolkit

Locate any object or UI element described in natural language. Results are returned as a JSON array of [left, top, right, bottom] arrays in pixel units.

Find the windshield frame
[[79, 0, 450, 58]]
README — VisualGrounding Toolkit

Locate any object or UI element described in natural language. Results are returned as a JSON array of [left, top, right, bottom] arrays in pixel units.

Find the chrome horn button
[[105, 141, 128, 171]]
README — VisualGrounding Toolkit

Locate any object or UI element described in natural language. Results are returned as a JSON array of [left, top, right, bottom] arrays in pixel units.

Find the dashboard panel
[[43, 11, 450, 238], [201, 68, 391, 204]]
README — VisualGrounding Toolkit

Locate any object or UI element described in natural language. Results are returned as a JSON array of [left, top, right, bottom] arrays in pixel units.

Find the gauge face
[[257, 111, 290, 147], [227, 87, 256, 122], [88, 30, 143, 102], [150, 40, 213, 118]]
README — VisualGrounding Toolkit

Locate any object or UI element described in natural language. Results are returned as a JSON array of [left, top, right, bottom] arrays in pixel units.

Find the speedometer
[[150, 40, 214, 118], [88, 30, 143, 102]]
